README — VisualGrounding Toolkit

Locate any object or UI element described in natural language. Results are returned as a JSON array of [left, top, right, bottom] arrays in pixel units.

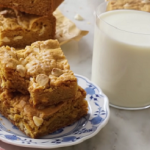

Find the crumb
[[59, 33, 63, 37], [74, 14, 84, 21], [87, 22, 91, 24]]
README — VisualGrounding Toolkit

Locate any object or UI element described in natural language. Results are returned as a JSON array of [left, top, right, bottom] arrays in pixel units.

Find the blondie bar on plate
[[0, 0, 64, 16], [0, 86, 88, 138], [0, 8, 56, 48], [0, 39, 78, 109]]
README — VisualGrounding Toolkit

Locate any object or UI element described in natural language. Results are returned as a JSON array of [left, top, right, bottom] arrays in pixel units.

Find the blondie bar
[[0, 86, 88, 138], [0, 0, 63, 16], [0, 8, 56, 48], [0, 39, 78, 108], [107, 0, 150, 12]]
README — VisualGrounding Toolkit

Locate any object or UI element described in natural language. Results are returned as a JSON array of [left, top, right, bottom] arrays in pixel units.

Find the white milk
[[92, 10, 150, 108]]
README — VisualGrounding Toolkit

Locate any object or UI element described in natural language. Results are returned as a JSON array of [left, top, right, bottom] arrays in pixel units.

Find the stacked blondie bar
[[0, 39, 88, 138], [0, 1, 88, 139], [0, 0, 65, 48]]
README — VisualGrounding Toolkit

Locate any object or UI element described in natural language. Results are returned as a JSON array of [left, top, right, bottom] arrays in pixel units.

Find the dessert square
[[107, 0, 150, 12], [0, 86, 88, 138], [0, 8, 56, 48], [0, 39, 78, 108], [0, 0, 64, 16]]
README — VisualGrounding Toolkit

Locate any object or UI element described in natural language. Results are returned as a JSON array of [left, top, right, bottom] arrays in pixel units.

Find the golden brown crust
[[0, 8, 56, 48], [0, 0, 64, 16], [107, 0, 150, 12]]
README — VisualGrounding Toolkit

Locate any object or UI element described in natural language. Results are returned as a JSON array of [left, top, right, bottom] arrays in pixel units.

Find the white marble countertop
[[1, 0, 150, 150]]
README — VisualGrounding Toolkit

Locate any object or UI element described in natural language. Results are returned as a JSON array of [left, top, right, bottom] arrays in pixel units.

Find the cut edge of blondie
[[0, 86, 88, 138], [0, 8, 56, 48], [0, 0, 64, 16]]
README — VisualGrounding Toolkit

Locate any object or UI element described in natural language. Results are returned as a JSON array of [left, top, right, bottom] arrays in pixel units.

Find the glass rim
[[95, 3, 150, 36]]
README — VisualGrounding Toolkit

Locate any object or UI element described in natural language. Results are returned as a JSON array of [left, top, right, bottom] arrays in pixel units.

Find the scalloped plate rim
[[0, 74, 110, 149]]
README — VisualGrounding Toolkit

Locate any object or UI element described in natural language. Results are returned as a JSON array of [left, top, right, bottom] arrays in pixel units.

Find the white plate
[[0, 74, 110, 149]]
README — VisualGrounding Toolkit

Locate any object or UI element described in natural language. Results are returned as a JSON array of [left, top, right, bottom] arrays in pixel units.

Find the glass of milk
[[92, 3, 150, 110]]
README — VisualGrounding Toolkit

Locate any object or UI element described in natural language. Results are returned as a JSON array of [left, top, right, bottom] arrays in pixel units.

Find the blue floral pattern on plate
[[0, 74, 110, 149]]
